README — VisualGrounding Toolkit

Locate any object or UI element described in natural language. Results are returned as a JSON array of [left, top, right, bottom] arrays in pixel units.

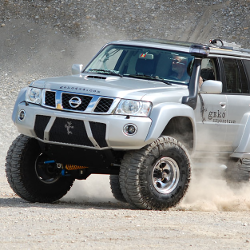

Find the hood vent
[[87, 75, 106, 80]]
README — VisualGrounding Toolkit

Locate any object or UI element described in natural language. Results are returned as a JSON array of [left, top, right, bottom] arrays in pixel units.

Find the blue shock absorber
[[44, 160, 56, 164], [61, 169, 66, 176]]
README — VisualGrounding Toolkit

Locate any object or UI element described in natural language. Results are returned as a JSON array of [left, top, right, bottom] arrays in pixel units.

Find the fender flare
[[145, 102, 197, 148]]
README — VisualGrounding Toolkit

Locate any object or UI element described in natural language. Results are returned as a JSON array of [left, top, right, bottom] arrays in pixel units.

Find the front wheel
[[5, 134, 74, 203], [119, 136, 191, 210]]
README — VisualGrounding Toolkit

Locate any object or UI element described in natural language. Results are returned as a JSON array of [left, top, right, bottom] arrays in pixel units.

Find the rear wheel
[[119, 136, 191, 210], [5, 134, 74, 203], [225, 158, 250, 188], [109, 175, 127, 202]]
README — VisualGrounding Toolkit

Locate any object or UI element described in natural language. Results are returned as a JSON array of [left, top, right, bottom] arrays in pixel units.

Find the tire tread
[[119, 136, 191, 210]]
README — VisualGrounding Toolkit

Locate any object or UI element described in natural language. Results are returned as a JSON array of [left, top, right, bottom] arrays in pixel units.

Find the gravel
[[1, 197, 250, 250], [1, 0, 250, 249]]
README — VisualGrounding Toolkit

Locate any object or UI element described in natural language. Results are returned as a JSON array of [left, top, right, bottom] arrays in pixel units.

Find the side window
[[200, 58, 217, 81], [238, 60, 249, 93], [222, 58, 249, 94], [243, 59, 250, 88]]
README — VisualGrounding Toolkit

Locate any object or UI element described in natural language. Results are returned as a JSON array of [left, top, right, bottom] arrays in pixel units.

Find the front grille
[[45, 91, 56, 107], [34, 115, 51, 139], [94, 98, 113, 113], [49, 118, 93, 147], [89, 122, 108, 147], [62, 93, 92, 111], [43, 90, 114, 114]]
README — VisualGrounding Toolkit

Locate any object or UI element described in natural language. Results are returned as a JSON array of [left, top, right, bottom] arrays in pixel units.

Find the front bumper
[[14, 102, 152, 150]]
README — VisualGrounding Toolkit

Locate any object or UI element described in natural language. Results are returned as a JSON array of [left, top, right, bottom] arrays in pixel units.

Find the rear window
[[222, 58, 249, 94]]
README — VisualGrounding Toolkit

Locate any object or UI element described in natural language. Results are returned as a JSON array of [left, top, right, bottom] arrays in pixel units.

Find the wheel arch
[[145, 103, 196, 152], [161, 116, 194, 152]]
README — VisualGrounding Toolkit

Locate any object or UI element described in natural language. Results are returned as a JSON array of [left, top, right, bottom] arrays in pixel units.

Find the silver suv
[[6, 39, 250, 210]]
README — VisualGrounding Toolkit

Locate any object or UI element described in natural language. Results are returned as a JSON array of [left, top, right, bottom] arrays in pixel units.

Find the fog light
[[18, 110, 26, 121], [123, 124, 137, 136]]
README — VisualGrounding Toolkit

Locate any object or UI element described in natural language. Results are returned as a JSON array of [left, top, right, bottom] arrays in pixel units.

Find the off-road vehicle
[[6, 38, 250, 210]]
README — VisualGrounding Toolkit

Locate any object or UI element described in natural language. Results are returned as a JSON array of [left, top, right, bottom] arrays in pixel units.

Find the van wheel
[[119, 136, 191, 210], [5, 134, 74, 203]]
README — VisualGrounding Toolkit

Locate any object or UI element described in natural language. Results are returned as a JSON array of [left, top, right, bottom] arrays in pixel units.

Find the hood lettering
[[60, 86, 100, 94]]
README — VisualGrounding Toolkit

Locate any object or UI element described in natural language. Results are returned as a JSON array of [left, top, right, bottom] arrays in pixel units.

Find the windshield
[[84, 44, 194, 85]]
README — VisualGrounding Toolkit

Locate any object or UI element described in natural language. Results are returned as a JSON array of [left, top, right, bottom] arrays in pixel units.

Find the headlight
[[25, 87, 42, 104], [115, 99, 152, 116]]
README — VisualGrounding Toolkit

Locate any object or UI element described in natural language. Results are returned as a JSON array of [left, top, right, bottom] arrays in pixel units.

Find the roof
[[108, 38, 250, 59], [108, 39, 199, 53]]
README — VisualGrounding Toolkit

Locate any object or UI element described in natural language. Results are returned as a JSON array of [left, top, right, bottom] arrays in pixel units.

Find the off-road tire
[[225, 158, 250, 189], [109, 175, 127, 202], [5, 134, 74, 203], [119, 136, 191, 210]]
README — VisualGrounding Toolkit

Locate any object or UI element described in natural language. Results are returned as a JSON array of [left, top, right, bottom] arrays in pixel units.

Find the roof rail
[[209, 38, 250, 55]]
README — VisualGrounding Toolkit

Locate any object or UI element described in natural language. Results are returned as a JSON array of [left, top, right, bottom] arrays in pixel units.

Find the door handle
[[220, 102, 226, 108]]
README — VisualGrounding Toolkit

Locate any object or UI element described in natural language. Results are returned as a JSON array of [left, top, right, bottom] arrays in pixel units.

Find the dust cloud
[[180, 162, 250, 212], [62, 161, 250, 212], [62, 175, 116, 203]]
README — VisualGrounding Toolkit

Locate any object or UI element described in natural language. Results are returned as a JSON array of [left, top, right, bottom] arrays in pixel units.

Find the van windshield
[[84, 44, 194, 85]]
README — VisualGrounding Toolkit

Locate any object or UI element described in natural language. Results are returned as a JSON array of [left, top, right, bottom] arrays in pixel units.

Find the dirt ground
[[1, 165, 250, 249]]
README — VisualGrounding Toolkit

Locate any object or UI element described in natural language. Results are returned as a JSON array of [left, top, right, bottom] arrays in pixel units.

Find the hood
[[31, 73, 188, 101]]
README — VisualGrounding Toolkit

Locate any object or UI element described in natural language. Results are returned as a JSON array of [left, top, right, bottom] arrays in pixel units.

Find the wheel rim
[[35, 154, 61, 184], [152, 157, 180, 194]]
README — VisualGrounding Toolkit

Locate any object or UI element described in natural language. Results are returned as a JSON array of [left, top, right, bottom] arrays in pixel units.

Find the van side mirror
[[72, 64, 84, 75], [200, 80, 222, 94]]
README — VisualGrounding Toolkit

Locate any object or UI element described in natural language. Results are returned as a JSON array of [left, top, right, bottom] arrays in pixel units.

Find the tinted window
[[243, 59, 250, 84], [222, 58, 249, 94], [201, 58, 217, 81], [238, 60, 249, 93]]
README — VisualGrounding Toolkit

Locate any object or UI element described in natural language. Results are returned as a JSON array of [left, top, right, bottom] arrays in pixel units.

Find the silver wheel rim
[[152, 157, 180, 194]]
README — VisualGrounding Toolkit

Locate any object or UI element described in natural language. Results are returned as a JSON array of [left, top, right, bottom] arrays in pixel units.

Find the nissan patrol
[[6, 38, 250, 210]]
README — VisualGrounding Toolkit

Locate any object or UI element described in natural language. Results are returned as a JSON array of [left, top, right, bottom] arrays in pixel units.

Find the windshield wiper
[[124, 74, 172, 85], [124, 74, 155, 80], [87, 69, 123, 77], [156, 78, 172, 85]]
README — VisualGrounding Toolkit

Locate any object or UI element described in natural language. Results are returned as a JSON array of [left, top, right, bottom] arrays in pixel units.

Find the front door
[[194, 57, 228, 153], [195, 93, 228, 152]]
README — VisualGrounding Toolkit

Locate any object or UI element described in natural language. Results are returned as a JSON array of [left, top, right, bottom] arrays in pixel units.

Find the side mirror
[[200, 80, 222, 94], [72, 64, 84, 75]]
